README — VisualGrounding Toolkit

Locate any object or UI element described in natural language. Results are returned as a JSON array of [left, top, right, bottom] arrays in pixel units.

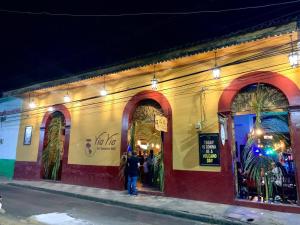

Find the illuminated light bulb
[[151, 78, 158, 90], [255, 128, 263, 136], [64, 94, 71, 103], [29, 101, 36, 109], [48, 106, 54, 112], [280, 140, 285, 149], [151, 143, 154, 148], [155, 144, 160, 149], [289, 51, 299, 68], [212, 67, 221, 79], [137, 140, 141, 145], [100, 88, 107, 96]]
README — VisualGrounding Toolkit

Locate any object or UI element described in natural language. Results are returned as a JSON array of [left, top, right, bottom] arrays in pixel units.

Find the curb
[[8, 183, 249, 225]]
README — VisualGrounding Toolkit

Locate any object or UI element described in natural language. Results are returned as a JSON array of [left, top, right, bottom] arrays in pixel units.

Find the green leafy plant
[[42, 115, 63, 180], [155, 141, 164, 192], [236, 84, 289, 201]]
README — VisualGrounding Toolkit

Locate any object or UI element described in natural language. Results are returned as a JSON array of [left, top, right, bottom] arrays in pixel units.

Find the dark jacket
[[127, 155, 139, 177]]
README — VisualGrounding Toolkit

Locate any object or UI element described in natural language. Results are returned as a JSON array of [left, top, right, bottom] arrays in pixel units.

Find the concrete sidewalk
[[2, 180, 300, 225]]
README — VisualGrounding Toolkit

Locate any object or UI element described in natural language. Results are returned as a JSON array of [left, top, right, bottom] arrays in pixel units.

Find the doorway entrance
[[128, 100, 164, 192], [232, 84, 298, 204], [41, 111, 66, 180]]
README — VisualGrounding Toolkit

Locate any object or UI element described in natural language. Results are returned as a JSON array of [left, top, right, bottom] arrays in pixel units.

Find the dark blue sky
[[1, 0, 299, 93]]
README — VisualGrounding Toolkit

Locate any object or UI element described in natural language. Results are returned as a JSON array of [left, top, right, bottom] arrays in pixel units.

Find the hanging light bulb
[[64, 93, 71, 103], [289, 35, 299, 68], [28, 94, 36, 109], [48, 106, 54, 112], [100, 75, 108, 96], [100, 88, 107, 96], [212, 51, 221, 79], [29, 100, 36, 109], [151, 77, 158, 90], [151, 65, 158, 90], [289, 52, 298, 68]]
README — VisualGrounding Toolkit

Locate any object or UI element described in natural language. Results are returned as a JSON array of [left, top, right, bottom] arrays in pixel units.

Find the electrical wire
[[1, 1, 300, 17], [2, 61, 295, 125], [1, 34, 297, 122]]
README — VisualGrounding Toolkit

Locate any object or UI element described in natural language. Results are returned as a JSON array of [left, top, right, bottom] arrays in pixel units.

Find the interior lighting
[[289, 35, 299, 68], [100, 75, 108, 96], [140, 144, 148, 150], [255, 128, 263, 136], [155, 144, 160, 149], [212, 51, 221, 79], [263, 135, 273, 140], [151, 64, 158, 90]]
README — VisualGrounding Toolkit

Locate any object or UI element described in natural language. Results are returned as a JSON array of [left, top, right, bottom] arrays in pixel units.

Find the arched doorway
[[121, 90, 172, 193], [218, 71, 300, 206], [38, 105, 71, 181], [232, 83, 297, 204]]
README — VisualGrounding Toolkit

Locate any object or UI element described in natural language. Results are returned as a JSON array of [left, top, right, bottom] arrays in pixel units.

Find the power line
[[1, 35, 296, 121], [1, 1, 300, 17]]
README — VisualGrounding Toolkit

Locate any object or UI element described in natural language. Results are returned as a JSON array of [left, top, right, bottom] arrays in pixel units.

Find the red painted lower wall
[[14, 161, 41, 180], [14, 161, 300, 213], [61, 164, 122, 190], [164, 170, 235, 204], [14, 161, 122, 190]]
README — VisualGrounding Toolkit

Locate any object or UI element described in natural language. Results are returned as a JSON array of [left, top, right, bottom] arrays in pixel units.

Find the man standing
[[127, 151, 140, 195]]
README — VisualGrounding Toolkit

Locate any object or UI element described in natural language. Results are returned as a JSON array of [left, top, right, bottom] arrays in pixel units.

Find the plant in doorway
[[42, 115, 63, 180], [240, 84, 289, 202], [154, 142, 164, 192]]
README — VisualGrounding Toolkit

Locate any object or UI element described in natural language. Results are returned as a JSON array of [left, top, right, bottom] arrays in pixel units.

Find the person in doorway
[[136, 151, 144, 183], [146, 149, 155, 186], [271, 162, 284, 202], [237, 162, 248, 199], [127, 151, 140, 195]]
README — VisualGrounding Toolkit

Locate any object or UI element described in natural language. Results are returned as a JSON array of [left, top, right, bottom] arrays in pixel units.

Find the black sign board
[[199, 133, 220, 166]]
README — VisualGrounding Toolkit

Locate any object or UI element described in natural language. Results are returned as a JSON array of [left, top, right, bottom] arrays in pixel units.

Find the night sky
[[1, 0, 300, 94]]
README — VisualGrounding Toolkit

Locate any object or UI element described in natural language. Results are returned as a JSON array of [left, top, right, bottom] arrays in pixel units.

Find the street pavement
[[0, 184, 212, 225], [2, 179, 300, 225]]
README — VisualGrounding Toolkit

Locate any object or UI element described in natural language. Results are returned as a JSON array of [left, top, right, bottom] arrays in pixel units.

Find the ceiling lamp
[[151, 65, 158, 90], [289, 35, 299, 68], [212, 51, 221, 79], [100, 75, 108, 96]]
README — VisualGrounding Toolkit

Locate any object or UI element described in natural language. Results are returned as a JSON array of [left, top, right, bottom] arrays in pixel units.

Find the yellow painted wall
[[15, 31, 300, 172]]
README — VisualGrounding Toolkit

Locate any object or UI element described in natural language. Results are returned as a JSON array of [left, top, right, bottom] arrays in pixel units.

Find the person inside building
[[146, 149, 155, 186], [271, 161, 284, 202], [127, 151, 140, 195], [237, 162, 248, 199], [137, 150, 145, 183]]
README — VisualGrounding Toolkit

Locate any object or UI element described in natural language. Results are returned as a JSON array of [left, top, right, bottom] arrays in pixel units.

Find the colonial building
[[5, 18, 300, 213]]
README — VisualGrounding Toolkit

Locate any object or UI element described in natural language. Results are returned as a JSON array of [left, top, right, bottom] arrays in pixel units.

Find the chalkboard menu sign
[[199, 133, 220, 166]]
